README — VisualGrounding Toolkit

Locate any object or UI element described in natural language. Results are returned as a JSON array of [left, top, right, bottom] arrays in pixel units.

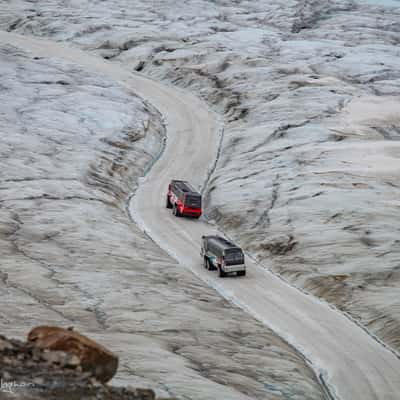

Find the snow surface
[[0, 40, 325, 399], [1, 0, 400, 397]]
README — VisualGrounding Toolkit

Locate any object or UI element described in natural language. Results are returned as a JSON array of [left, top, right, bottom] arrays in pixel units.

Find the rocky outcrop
[[0, 333, 172, 400], [28, 326, 118, 383]]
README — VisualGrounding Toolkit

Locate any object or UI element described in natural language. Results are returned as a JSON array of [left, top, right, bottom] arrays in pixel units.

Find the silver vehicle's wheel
[[218, 266, 226, 278], [237, 270, 246, 277], [203, 257, 208, 269]]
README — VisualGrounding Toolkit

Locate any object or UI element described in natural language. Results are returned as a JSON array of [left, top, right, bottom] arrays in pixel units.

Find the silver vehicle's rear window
[[224, 249, 244, 265]]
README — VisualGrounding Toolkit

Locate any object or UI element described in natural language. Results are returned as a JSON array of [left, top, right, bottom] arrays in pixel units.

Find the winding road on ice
[[2, 31, 400, 400]]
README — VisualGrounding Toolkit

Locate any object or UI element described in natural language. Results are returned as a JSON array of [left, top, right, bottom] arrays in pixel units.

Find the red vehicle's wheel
[[173, 204, 181, 217]]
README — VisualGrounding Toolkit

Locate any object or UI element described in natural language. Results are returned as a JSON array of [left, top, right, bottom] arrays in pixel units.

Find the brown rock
[[27, 326, 118, 383], [41, 349, 70, 366]]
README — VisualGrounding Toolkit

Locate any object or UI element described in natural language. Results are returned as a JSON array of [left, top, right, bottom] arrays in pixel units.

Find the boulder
[[27, 326, 118, 383]]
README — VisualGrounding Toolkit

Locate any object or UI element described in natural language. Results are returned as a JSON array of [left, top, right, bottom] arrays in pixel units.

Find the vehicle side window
[[209, 242, 220, 256]]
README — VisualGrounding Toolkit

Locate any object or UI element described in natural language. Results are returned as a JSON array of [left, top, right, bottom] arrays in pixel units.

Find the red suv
[[166, 180, 202, 218]]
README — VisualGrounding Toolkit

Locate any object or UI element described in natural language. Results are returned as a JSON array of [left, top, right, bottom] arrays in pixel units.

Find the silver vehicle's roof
[[203, 235, 241, 250]]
